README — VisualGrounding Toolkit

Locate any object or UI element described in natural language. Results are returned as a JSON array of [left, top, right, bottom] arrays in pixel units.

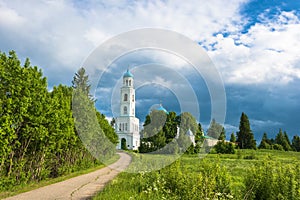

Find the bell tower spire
[[115, 69, 140, 150]]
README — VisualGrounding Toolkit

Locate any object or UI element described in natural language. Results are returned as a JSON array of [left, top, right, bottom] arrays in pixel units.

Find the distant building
[[202, 135, 219, 147], [175, 126, 196, 146], [186, 129, 195, 146], [115, 69, 140, 150]]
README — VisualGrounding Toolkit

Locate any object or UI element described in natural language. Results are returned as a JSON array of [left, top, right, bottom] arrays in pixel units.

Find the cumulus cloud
[[0, 0, 247, 86], [207, 10, 300, 85]]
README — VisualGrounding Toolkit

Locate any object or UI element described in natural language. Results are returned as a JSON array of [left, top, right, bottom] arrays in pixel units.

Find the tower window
[[119, 123, 121, 131], [124, 106, 128, 115], [125, 123, 127, 131], [129, 80, 131, 86], [126, 80, 128, 86], [132, 95, 134, 102], [124, 94, 128, 101]]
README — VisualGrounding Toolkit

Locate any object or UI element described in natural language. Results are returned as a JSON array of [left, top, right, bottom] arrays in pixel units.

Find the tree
[[195, 123, 204, 143], [96, 112, 118, 144], [292, 135, 300, 152], [176, 112, 198, 152], [163, 111, 178, 143], [236, 112, 256, 149], [72, 67, 116, 160], [0, 51, 104, 189], [177, 112, 198, 135], [72, 67, 91, 97], [139, 110, 167, 153], [275, 129, 291, 151], [230, 132, 236, 143], [214, 141, 235, 154], [284, 131, 292, 148], [218, 127, 226, 141], [258, 132, 271, 149], [110, 118, 116, 127], [207, 119, 223, 139]]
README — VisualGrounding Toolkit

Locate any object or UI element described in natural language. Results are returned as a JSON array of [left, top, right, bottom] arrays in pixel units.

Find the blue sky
[[0, 0, 300, 141]]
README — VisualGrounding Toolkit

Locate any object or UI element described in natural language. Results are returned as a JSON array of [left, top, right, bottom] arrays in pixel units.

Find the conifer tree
[[258, 132, 271, 149], [292, 135, 300, 152], [236, 112, 256, 149], [275, 129, 291, 151], [230, 132, 236, 143], [72, 67, 91, 96], [218, 127, 226, 141]]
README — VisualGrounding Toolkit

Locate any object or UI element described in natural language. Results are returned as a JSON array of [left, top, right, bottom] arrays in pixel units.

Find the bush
[[214, 141, 236, 154], [272, 144, 284, 151], [243, 161, 300, 200]]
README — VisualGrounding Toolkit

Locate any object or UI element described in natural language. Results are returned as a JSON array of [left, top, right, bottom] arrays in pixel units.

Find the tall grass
[[94, 150, 300, 200]]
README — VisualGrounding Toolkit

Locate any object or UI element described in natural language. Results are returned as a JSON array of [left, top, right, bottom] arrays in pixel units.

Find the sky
[[1, 0, 300, 141]]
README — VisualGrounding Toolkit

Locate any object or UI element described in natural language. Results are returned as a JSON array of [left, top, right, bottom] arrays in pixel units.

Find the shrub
[[214, 141, 236, 154], [272, 144, 284, 151], [243, 161, 300, 200]]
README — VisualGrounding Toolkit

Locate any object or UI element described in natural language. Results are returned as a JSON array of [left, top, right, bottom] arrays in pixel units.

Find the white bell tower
[[115, 69, 140, 150]]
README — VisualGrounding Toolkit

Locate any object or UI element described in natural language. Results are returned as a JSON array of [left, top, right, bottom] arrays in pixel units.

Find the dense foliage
[[0, 51, 117, 190], [258, 130, 300, 152], [95, 150, 300, 200], [207, 118, 224, 139], [139, 110, 203, 154]]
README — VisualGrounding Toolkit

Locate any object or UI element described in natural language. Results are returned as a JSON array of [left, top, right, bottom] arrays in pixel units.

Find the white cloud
[[0, 0, 246, 85], [1, 0, 300, 88], [251, 119, 283, 127], [0, 2, 26, 28], [208, 10, 300, 85]]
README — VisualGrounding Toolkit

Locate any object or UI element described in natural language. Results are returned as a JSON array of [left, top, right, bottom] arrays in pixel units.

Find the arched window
[[125, 123, 127, 131], [124, 94, 128, 101], [124, 106, 128, 115], [132, 95, 134, 102], [119, 123, 121, 131], [129, 80, 131, 86], [126, 80, 128, 86]]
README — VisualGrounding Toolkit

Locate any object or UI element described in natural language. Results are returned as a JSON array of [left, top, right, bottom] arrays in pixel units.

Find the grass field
[[94, 149, 300, 200]]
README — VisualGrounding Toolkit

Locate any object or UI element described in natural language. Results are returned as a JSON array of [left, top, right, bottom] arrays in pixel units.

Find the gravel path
[[4, 152, 131, 200]]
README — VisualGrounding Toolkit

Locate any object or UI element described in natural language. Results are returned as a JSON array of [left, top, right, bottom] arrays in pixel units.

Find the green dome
[[156, 104, 169, 114], [123, 69, 134, 78]]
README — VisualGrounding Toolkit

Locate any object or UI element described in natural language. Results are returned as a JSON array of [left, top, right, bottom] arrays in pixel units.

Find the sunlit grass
[[94, 149, 300, 199]]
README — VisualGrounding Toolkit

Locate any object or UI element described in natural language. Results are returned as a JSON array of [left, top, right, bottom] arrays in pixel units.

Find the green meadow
[[94, 149, 300, 200]]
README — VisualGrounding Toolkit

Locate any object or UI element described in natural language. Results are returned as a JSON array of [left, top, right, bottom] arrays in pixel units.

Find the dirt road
[[5, 152, 131, 200]]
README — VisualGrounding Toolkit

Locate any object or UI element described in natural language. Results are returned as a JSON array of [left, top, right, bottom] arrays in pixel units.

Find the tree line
[[0, 51, 117, 190], [138, 110, 204, 154], [210, 112, 300, 154], [137, 107, 300, 155]]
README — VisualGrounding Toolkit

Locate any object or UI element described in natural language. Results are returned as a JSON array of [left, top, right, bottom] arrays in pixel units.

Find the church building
[[115, 69, 140, 150]]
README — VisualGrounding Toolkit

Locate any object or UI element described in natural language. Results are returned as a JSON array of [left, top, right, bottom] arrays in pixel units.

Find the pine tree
[[230, 132, 236, 143], [72, 67, 116, 160], [236, 112, 256, 149], [292, 135, 300, 152], [72, 67, 93, 101], [218, 127, 226, 141], [258, 132, 271, 149], [195, 123, 204, 143], [275, 129, 291, 151]]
